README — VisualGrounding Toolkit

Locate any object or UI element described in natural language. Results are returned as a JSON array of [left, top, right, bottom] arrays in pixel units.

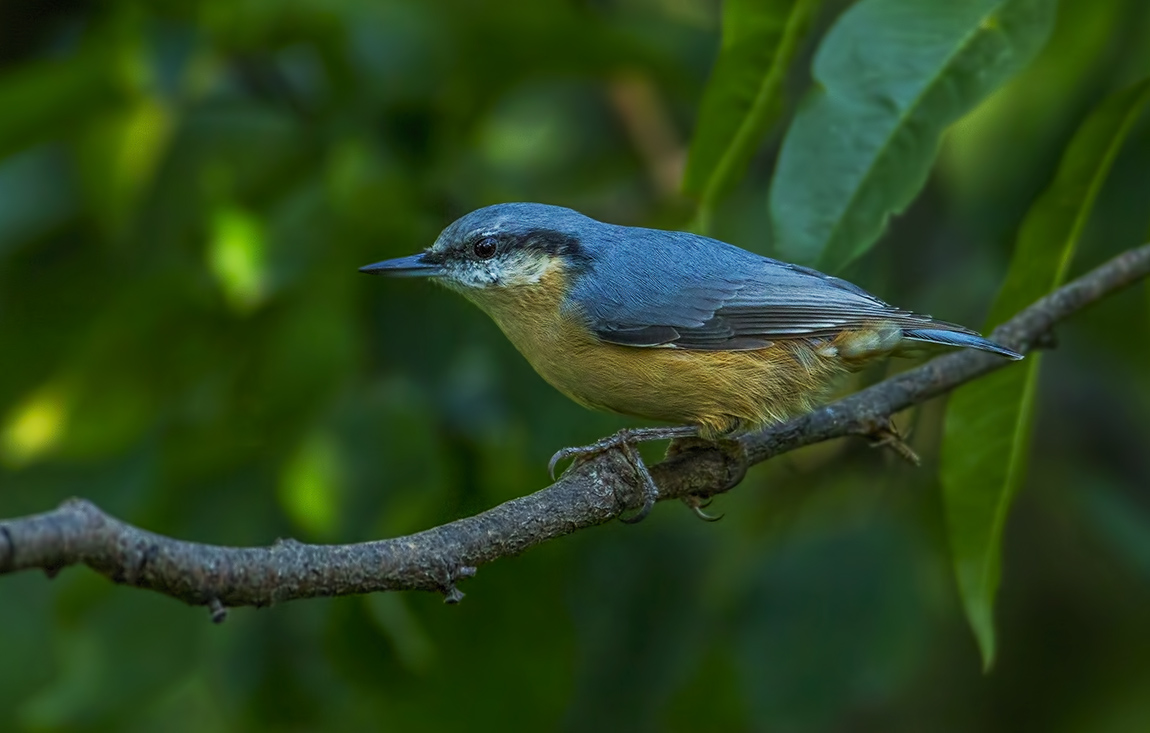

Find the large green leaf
[[683, 0, 821, 234], [941, 78, 1150, 671], [768, 0, 1055, 272]]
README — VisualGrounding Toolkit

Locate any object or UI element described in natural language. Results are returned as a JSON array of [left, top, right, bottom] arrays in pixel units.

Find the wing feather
[[567, 226, 977, 351]]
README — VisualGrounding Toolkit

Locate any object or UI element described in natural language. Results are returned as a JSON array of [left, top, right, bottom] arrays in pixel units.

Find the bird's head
[[359, 203, 593, 297]]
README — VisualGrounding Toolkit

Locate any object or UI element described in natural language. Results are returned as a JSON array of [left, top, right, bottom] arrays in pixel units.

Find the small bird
[[361, 203, 1020, 521]]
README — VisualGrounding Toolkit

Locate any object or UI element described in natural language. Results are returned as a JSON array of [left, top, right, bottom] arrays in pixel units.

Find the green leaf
[[768, 0, 1056, 272], [941, 78, 1150, 671], [683, 0, 822, 235]]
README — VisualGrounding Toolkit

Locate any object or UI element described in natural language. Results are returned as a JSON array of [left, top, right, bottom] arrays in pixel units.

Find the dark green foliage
[[2, 0, 1149, 730], [683, 0, 821, 233]]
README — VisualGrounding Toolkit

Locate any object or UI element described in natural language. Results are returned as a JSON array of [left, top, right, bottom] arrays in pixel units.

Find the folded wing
[[568, 227, 1019, 359]]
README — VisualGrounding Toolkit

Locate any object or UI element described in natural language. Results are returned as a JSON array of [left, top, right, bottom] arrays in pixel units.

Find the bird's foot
[[664, 436, 747, 521], [548, 426, 699, 523], [866, 420, 920, 467]]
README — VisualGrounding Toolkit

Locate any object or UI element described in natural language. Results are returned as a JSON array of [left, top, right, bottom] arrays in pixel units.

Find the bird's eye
[[473, 237, 498, 260]]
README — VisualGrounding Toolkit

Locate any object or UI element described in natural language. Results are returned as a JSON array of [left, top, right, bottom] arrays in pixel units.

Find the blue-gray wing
[[566, 226, 981, 351]]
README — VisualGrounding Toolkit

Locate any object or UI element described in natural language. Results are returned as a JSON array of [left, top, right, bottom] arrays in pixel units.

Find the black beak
[[358, 253, 443, 277]]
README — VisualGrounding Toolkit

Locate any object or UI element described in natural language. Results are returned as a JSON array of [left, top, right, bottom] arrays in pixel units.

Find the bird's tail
[[903, 327, 1023, 360]]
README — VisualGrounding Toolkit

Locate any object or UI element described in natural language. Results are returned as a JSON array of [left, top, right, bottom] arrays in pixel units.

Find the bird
[[360, 203, 1021, 522]]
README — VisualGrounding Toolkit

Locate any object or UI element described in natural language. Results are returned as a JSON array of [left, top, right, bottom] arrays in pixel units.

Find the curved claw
[[682, 496, 722, 522], [620, 491, 657, 524], [690, 504, 724, 522], [548, 448, 571, 480]]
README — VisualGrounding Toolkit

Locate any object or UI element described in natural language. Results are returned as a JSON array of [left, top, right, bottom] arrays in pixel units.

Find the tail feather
[[903, 327, 1023, 360]]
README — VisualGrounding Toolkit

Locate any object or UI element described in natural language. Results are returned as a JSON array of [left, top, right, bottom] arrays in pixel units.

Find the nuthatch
[[361, 203, 1021, 521]]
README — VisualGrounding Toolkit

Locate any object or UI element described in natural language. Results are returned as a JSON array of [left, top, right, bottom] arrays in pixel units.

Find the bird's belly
[[473, 280, 848, 438], [521, 331, 846, 438]]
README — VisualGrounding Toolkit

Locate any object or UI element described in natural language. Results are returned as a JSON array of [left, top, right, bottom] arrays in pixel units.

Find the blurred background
[[2, 0, 1150, 730]]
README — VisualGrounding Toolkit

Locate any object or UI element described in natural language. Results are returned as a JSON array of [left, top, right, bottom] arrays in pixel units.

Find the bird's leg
[[548, 426, 699, 523], [547, 426, 700, 479], [865, 418, 920, 467]]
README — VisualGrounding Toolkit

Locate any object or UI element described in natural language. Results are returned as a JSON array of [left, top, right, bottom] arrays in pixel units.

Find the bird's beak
[[358, 253, 443, 277]]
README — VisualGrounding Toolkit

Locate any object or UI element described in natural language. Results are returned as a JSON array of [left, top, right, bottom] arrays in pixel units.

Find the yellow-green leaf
[[683, 0, 821, 235]]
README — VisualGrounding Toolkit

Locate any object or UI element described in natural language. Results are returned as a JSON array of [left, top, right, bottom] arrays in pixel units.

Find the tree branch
[[3, 244, 1148, 617]]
